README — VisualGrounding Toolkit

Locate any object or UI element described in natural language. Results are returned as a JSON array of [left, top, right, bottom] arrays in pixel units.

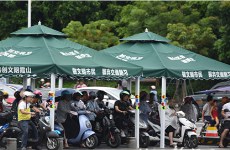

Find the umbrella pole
[[28, 0, 31, 28], [50, 73, 56, 131], [23, 76, 27, 89], [58, 77, 63, 90], [160, 76, 166, 148], [127, 78, 132, 93], [135, 76, 140, 148]]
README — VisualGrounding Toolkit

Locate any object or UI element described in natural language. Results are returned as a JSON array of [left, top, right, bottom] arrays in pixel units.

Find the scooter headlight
[[86, 120, 92, 128], [44, 116, 50, 124]]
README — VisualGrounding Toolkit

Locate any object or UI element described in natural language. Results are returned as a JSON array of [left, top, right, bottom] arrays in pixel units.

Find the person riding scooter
[[86, 91, 101, 129], [18, 91, 41, 150], [219, 100, 230, 148], [71, 91, 86, 111], [56, 90, 72, 148], [114, 90, 133, 137]]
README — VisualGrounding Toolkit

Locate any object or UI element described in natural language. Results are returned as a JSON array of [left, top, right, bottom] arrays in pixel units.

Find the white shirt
[[18, 100, 31, 110], [222, 102, 230, 120]]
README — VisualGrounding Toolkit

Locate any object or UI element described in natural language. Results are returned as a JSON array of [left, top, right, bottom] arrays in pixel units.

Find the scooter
[[94, 108, 121, 148], [65, 110, 98, 149], [26, 111, 61, 150], [149, 111, 198, 148], [121, 109, 150, 148], [0, 111, 21, 148]]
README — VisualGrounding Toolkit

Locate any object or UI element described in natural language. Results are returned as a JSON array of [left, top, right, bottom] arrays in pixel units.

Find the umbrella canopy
[[102, 31, 230, 79], [0, 24, 142, 79]]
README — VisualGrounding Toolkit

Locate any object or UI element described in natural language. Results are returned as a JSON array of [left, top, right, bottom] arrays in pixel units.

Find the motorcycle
[[121, 109, 150, 148], [25, 111, 61, 150], [64, 110, 98, 149], [218, 109, 230, 147], [94, 109, 121, 148], [149, 111, 198, 148], [0, 111, 21, 148]]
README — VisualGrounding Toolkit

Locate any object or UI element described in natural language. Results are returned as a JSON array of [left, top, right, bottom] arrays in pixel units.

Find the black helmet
[[73, 90, 83, 96], [97, 90, 105, 97], [120, 90, 130, 100], [89, 91, 96, 99]]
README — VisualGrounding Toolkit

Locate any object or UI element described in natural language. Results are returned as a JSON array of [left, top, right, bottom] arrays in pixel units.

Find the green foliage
[[63, 20, 119, 50], [0, 1, 27, 40], [0, 1, 229, 63]]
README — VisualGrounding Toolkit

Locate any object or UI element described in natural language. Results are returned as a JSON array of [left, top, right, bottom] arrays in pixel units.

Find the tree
[[63, 20, 119, 50], [167, 23, 216, 57], [0, 1, 27, 40], [213, 2, 230, 64]]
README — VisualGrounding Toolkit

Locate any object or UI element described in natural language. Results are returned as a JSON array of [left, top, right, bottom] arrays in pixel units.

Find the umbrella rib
[[42, 37, 55, 66], [150, 43, 168, 69]]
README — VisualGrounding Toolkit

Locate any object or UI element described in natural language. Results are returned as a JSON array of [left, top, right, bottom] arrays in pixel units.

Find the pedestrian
[[75, 80, 87, 89], [149, 91, 159, 120], [39, 79, 45, 88], [219, 98, 230, 148], [202, 95, 214, 124], [150, 85, 158, 102], [210, 100, 219, 127], [218, 96, 229, 122], [139, 91, 152, 122], [116, 80, 123, 90]]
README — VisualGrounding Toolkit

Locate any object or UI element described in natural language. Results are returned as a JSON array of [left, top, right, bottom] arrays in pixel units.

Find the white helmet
[[23, 91, 35, 98]]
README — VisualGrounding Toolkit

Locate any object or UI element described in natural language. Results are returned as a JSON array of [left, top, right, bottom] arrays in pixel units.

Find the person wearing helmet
[[56, 90, 72, 148], [33, 90, 47, 111], [81, 91, 89, 105], [2, 91, 11, 107], [0, 91, 7, 112], [96, 90, 106, 109], [114, 90, 133, 137], [11, 91, 22, 119], [71, 90, 86, 111], [18, 91, 40, 150], [86, 91, 101, 127]]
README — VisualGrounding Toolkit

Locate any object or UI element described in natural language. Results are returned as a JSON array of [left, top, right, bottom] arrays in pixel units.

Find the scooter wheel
[[85, 134, 98, 149], [106, 133, 121, 148], [184, 135, 198, 148], [46, 138, 59, 150], [140, 135, 150, 148]]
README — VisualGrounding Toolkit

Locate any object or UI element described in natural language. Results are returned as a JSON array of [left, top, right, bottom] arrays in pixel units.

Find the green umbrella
[[0, 24, 143, 79], [102, 31, 230, 79], [102, 29, 230, 148]]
